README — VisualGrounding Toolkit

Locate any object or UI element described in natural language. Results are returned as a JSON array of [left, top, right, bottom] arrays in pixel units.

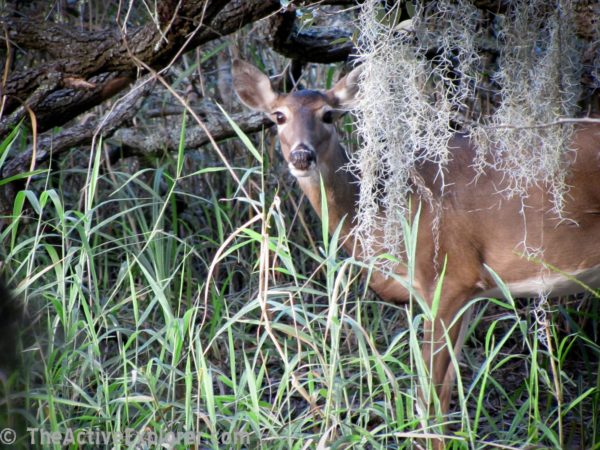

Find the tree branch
[[112, 107, 273, 158], [264, 9, 356, 64], [1, 75, 155, 180], [0, 1, 246, 136], [1, 0, 360, 138]]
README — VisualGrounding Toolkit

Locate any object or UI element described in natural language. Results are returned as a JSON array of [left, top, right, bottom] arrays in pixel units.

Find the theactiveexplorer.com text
[[27, 428, 206, 447]]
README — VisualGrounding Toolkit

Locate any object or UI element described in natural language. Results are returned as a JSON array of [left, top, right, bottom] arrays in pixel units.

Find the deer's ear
[[232, 60, 278, 112], [328, 65, 362, 108]]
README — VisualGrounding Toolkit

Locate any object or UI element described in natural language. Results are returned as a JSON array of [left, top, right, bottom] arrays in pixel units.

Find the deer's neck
[[296, 141, 359, 246]]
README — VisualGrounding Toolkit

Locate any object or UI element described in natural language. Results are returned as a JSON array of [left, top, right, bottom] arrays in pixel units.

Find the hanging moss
[[352, 0, 584, 262]]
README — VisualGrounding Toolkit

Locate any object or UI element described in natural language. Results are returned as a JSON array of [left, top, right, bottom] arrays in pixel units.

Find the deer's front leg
[[418, 296, 471, 448]]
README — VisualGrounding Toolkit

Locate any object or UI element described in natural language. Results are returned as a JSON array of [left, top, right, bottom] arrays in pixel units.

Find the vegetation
[[0, 1, 598, 449]]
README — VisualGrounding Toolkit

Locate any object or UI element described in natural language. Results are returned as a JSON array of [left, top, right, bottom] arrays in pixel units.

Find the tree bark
[[1, 0, 233, 136], [263, 9, 356, 64], [1, 0, 357, 138], [113, 109, 273, 160]]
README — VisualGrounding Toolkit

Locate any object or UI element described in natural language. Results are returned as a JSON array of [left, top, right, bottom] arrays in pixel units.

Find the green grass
[[0, 121, 598, 449]]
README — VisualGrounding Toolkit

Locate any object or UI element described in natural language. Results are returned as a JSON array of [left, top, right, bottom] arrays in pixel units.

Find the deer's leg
[[439, 305, 472, 411], [420, 296, 470, 417], [416, 298, 469, 450]]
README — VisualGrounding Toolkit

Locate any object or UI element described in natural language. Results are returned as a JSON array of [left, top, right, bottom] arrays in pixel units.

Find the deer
[[231, 59, 600, 444]]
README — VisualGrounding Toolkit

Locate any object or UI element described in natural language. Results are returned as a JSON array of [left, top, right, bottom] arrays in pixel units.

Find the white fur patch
[[289, 163, 318, 178], [481, 265, 600, 299]]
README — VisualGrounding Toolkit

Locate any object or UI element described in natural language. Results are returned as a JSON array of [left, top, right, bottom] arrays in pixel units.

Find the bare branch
[[0, 0, 360, 137], [483, 117, 600, 130], [112, 108, 272, 157], [1, 76, 155, 180], [264, 9, 356, 63]]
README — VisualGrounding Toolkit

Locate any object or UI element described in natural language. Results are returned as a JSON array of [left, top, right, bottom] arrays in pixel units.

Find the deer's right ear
[[232, 60, 278, 113]]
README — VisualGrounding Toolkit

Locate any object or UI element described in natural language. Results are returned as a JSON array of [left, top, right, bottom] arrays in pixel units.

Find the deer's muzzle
[[289, 146, 316, 172]]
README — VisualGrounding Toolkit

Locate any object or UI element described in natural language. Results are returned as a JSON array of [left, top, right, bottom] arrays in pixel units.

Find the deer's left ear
[[328, 65, 362, 108]]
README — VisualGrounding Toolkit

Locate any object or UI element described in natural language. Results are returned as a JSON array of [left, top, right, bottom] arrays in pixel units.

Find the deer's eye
[[322, 110, 334, 124], [273, 111, 286, 125]]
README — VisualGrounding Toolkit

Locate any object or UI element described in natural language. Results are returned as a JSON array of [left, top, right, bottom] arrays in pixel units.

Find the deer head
[[232, 59, 361, 180]]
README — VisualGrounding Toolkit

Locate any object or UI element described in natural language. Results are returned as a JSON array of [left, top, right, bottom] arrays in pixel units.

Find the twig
[[483, 117, 600, 130]]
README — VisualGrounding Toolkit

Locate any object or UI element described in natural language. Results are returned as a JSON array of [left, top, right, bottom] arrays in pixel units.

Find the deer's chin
[[289, 163, 317, 178]]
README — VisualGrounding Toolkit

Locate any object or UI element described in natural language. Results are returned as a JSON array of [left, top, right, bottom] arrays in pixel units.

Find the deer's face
[[268, 90, 347, 178], [232, 60, 361, 179]]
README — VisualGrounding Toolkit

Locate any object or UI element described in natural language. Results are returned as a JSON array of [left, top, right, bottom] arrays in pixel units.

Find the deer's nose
[[289, 145, 316, 171]]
